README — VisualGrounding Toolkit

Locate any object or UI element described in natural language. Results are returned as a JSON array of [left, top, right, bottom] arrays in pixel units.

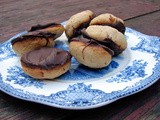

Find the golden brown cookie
[[21, 47, 71, 79], [90, 13, 125, 34], [84, 25, 127, 56], [69, 38, 113, 68], [65, 10, 94, 39], [11, 23, 64, 56]]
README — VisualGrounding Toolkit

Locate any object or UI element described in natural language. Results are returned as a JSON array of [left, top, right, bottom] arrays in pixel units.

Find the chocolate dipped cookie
[[90, 13, 125, 34], [21, 47, 71, 79], [69, 38, 113, 68], [65, 10, 94, 39], [11, 23, 64, 56], [83, 25, 127, 56]]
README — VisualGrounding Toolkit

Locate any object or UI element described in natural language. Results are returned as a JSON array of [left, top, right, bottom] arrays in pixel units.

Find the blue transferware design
[[0, 71, 160, 109], [6, 66, 45, 88], [0, 26, 159, 109], [0, 73, 2, 81], [131, 36, 160, 60], [126, 27, 144, 36], [107, 60, 148, 83], [46, 83, 120, 107], [0, 41, 16, 61], [59, 60, 119, 80]]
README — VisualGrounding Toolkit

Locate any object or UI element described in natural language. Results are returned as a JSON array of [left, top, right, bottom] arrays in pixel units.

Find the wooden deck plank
[[0, 91, 74, 120], [0, 10, 159, 44], [125, 10, 160, 36]]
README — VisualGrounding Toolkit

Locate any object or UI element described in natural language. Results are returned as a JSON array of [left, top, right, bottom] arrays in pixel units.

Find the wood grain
[[0, 0, 160, 120]]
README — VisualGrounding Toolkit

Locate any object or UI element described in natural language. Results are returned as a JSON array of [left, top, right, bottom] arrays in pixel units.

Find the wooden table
[[0, 0, 160, 119]]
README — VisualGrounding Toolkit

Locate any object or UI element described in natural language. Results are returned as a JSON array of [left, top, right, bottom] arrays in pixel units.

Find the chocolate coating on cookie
[[90, 13, 126, 34], [70, 37, 114, 56], [84, 25, 127, 56], [71, 21, 91, 39], [29, 23, 61, 32], [11, 31, 55, 46], [101, 22, 125, 34], [81, 31, 122, 56], [21, 47, 71, 69], [97, 38, 124, 56]]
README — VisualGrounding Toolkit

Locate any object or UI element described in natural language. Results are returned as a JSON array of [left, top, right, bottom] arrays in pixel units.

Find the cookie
[[83, 25, 127, 56], [11, 23, 64, 56], [69, 38, 113, 68], [21, 47, 71, 79], [90, 13, 125, 34], [65, 10, 94, 39]]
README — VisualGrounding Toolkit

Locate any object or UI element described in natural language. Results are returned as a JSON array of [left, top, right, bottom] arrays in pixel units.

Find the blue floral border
[[0, 59, 159, 109]]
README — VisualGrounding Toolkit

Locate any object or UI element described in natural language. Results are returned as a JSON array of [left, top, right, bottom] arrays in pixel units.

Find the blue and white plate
[[0, 22, 159, 110]]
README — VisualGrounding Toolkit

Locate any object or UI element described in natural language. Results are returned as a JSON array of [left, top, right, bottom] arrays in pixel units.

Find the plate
[[0, 22, 160, 110]]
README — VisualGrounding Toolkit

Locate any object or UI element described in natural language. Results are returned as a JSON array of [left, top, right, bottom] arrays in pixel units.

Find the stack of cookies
[[11, 23, 71, 79], [65, 10, 127, 69]]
